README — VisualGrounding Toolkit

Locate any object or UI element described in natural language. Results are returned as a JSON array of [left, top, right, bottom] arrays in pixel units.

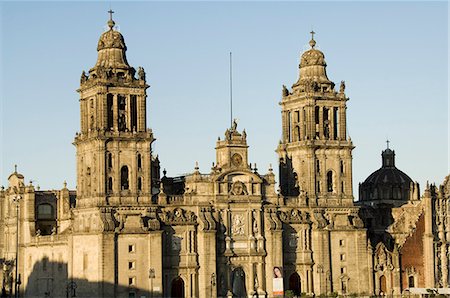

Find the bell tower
[[277, 32, 354, 206], [74, 12, 155, 207]]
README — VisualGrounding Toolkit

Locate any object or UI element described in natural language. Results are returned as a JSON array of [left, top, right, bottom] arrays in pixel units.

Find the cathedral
[[0, 13, 449, 298]]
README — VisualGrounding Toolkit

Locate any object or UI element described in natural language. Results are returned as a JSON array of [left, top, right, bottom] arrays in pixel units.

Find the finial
[[268, 163, 273, 172], [14, 164, 17, 173], [194, 161, 199, 171], [63, 180, 67, 189], [386, 139, 390, 149], [309, 30, 316, 48], [107, 9, 115, 30], [163, 168, 167, 177]]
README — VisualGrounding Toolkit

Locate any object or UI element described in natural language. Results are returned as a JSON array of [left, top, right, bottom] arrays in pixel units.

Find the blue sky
[[1, 1, 448, 197]]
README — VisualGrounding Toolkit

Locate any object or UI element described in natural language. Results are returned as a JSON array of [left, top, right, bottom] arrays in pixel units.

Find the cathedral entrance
[[289, 272, 301, 295], [232, 267, 247, 298], [171, 277, 185, 298]]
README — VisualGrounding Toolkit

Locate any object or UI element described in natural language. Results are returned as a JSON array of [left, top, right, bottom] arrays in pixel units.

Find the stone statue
[[232, 119, 238, 131], [80, 71, 88, 84], [225, 129, 231, 140], [138, 67, 146, 81], [282, 85, 289, 97], [118, 113, 126, 131], [340, 80, 346, 93]]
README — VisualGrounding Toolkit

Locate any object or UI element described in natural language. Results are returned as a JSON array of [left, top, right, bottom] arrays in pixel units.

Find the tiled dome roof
[[359, 147, 414, 202]]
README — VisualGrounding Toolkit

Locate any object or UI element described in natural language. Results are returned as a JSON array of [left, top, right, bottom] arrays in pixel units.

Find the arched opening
[[327, 171, 333, 192], [107, 177, 113, 192], [121, 166, 129, 190], [36, 204, 56, 235], [118, 95, 127, 131], [37, 204, 54, 220], [171, 277, 185, 298], [137, 177, 142, 191], [107, 94, 113, 130], [232, 267, 247, 298], [379, 275, 387, 295], [137, 154, 142, 170], [107, 152, 113, 169], [296, 126, 301, 141], [408, 275, 414, 288], [288, 272, 301, 296], [131, 95, 137, 131]]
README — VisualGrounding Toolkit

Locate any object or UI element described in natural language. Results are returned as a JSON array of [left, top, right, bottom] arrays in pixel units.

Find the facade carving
[[0, 15, 448, 298]]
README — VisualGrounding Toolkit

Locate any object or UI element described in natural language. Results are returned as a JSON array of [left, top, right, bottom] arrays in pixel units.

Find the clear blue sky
[[1, 1, 448, 198]]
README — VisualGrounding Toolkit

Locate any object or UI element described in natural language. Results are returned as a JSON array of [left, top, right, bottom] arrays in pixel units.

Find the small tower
[[74, 12, 155, 207], [277, 32, 354, 206], [215, 119, 249, 171]]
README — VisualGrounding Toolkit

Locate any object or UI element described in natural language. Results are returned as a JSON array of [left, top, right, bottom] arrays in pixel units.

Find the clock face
[[231, 153, 243, 166]]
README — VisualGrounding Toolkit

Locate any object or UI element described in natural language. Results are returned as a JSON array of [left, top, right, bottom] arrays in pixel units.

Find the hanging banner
[[272, 266, 284, 296]]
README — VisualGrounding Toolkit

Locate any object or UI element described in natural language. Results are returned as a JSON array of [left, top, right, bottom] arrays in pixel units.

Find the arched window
[[408, 276, 414, 287], [107, 94, 113, 130], [327, 171, 333, 192], [121, 166, 129, 190], [107, 177, 113, 192], [289, 272, 301, 296], [137, 154, 142, 170], [107, 152, 113, 169], [37, 204, 54, 220], [171, 277, 185, 298], [287, 111, 292, 142], [137, 177, 142, 191]]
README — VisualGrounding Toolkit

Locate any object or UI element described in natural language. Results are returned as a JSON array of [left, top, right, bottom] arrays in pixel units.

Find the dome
[[91, 14, 130, 71], [359, 146, 415, 203], [293, 32, 333, 89]]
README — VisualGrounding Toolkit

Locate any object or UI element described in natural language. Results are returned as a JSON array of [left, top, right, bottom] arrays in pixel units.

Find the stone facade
[[0, 15, 448, 298]]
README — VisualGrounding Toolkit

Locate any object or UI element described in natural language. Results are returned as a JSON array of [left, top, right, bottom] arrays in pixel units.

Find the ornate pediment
[[161, 208, 197, 225], [279, 209, 311, 224]]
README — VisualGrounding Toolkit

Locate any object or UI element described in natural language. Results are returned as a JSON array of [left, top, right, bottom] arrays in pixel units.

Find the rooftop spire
[[107, 9, 115, 30], [309, 30, 316, 48], [386, 139, 390, 149]]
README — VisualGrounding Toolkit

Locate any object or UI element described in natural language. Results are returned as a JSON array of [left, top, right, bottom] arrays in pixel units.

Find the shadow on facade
[[279, 156, 300, 197], [22, 258, 163, 298]]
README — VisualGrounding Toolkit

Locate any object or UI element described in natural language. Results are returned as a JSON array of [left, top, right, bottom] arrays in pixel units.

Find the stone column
[[441, 244, 448, 287], [148, 231, 164, 297], [113, 94, 118, 132], [198, 229, 217, 298], [330, 107, 335, 140], [126, 94, 131, 131], [100, 233, 116, 297], [339, 106, 346, 141], [318, 106, 324, 139], [423, 192, 436, 287]]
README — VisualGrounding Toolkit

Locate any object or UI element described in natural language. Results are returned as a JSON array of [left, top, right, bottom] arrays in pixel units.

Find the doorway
[[171, 277, 185, 298]]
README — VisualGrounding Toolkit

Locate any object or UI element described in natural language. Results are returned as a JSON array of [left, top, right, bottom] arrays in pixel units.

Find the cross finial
[[309, 30, 317, 48], [14, 164, 17, 173], [386, 139, 390, 149], [108, 9, 114, 21]]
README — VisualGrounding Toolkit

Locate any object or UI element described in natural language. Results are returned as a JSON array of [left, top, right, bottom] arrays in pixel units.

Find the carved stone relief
[[231, 214, 246, 236]]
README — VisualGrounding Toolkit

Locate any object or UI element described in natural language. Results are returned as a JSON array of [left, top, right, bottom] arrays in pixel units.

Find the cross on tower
[[310, 30, 315, 40], [108, 9, 114, 21], [386, 139, 390, 149]]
